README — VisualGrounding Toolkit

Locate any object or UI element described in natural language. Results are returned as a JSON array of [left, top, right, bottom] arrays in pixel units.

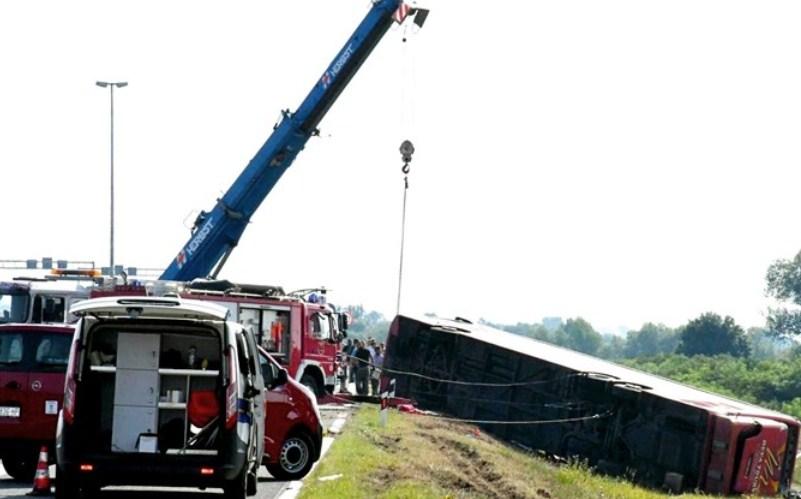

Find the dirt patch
[[360, 429, 404, 453], [367, 465, 407, 490], [420, 431, 529, 498]]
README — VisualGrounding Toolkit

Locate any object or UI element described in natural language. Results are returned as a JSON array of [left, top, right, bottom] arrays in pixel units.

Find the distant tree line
[[341, 305, 794, 364], [482, 312, 791, 362]]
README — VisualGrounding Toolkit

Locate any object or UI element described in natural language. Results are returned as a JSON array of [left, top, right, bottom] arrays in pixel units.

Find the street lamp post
[[96, 81, 127, 275]]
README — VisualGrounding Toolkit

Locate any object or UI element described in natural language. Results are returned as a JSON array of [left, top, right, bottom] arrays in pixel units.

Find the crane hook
[[400, 140, 415, 174]]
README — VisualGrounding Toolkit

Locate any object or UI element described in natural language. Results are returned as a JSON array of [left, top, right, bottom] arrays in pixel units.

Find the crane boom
[[161, 0, 421, 280]]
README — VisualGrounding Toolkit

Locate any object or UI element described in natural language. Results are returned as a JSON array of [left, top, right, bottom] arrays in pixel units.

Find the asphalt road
[[0, 403, 353, 499]]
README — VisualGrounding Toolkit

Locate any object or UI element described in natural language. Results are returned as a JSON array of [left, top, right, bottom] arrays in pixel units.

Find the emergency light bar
[[50, 269, 102, 278]]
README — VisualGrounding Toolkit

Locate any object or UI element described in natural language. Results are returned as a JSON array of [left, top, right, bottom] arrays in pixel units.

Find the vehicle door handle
[[4, 381, 20, 390]]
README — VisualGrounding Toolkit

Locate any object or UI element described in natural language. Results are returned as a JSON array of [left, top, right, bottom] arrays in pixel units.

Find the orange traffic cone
[[27, 446, 51, 496]]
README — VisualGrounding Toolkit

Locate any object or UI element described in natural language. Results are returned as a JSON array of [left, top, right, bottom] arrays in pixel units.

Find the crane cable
[[395, 11, 419, 316], [396, 165, 409, 316], [425, 410, 615, 426]]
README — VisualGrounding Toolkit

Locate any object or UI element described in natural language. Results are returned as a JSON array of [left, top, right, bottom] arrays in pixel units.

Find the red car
[[258, 347, 323, 480], [0, 323, 73, 480]]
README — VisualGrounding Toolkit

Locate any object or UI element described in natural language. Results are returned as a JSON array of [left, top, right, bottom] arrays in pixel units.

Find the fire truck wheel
[[2, 454, 36, 481], [300, 374, 321, 398]]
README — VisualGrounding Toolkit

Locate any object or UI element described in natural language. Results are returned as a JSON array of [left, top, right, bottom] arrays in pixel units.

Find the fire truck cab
[[178, 281, 347, 398], [0, 275, 96, 325]]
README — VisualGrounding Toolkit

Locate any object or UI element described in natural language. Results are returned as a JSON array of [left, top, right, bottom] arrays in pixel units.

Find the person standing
[[366, 339, 376, 394], [354, 340, 372, 395], [338, 339, 353, 393], [370, 344, 384, 396]]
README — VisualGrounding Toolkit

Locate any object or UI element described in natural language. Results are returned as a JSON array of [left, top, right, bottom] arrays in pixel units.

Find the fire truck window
[[311, 313, 329, 340], [0, 291, 29, 323], [35, 334, 71, 369], [41, 297, 66, 323], [328, 314, 339, 341], [262, 310, 290, 354], [0, 333, 23, 366], [239, 308, 261, 343]]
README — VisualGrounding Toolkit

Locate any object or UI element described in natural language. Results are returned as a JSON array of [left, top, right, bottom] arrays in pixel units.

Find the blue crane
[[161, 0, 427, 280]]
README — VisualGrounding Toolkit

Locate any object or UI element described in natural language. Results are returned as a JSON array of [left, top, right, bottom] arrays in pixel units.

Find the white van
[[55, 296, 265, 498]]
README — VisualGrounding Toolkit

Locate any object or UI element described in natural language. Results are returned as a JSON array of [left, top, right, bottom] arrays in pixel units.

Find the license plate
[[0, 406, 20, 418]]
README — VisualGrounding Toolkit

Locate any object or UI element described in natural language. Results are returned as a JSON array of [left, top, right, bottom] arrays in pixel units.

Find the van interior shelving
[[82, 327, 223, 454]]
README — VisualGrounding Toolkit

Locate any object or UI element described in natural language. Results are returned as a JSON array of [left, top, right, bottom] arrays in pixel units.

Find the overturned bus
[[383, 315, 799, 496]]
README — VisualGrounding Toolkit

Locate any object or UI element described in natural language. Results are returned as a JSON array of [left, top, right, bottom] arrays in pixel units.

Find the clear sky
[[2, 1, 800, 334]]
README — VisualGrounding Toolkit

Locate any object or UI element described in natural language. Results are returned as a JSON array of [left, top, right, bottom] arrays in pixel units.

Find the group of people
[[340, 338, 384, 396]]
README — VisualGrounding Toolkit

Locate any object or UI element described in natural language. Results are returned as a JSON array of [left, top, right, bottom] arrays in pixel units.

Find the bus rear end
[[704, 413, 798, 495]]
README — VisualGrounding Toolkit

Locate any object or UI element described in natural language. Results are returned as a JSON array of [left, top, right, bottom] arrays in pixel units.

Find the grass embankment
[[300, 406, 709, 499]]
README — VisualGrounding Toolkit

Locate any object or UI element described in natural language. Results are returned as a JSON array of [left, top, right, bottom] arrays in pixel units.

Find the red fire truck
[[90, 279, 346, 398], [2, 269, 347, 398], [180, 281, 346, 398]]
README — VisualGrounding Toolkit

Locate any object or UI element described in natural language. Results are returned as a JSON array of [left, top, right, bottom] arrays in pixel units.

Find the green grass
[[299, 405, 711, 499]]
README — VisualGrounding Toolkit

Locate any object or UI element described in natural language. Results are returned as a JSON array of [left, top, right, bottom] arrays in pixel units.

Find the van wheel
[[246, 470, 257, 495], [300, 374, 320, 398], [3, 454, 36, 481], [223, 466, 247, 499], [55, 467, 79, 499], [267, 432, 314, 480]]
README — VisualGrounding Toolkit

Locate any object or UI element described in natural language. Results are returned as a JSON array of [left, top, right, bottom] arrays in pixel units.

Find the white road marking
[[327, 413, 348, 435]]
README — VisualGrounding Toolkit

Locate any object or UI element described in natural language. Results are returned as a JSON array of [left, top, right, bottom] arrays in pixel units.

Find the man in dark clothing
[[353, 340, 372, 395]]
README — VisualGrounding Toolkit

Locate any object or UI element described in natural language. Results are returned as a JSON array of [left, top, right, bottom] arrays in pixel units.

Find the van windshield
[[0, 286, 30, 323], [0, 331, 71, 372]]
